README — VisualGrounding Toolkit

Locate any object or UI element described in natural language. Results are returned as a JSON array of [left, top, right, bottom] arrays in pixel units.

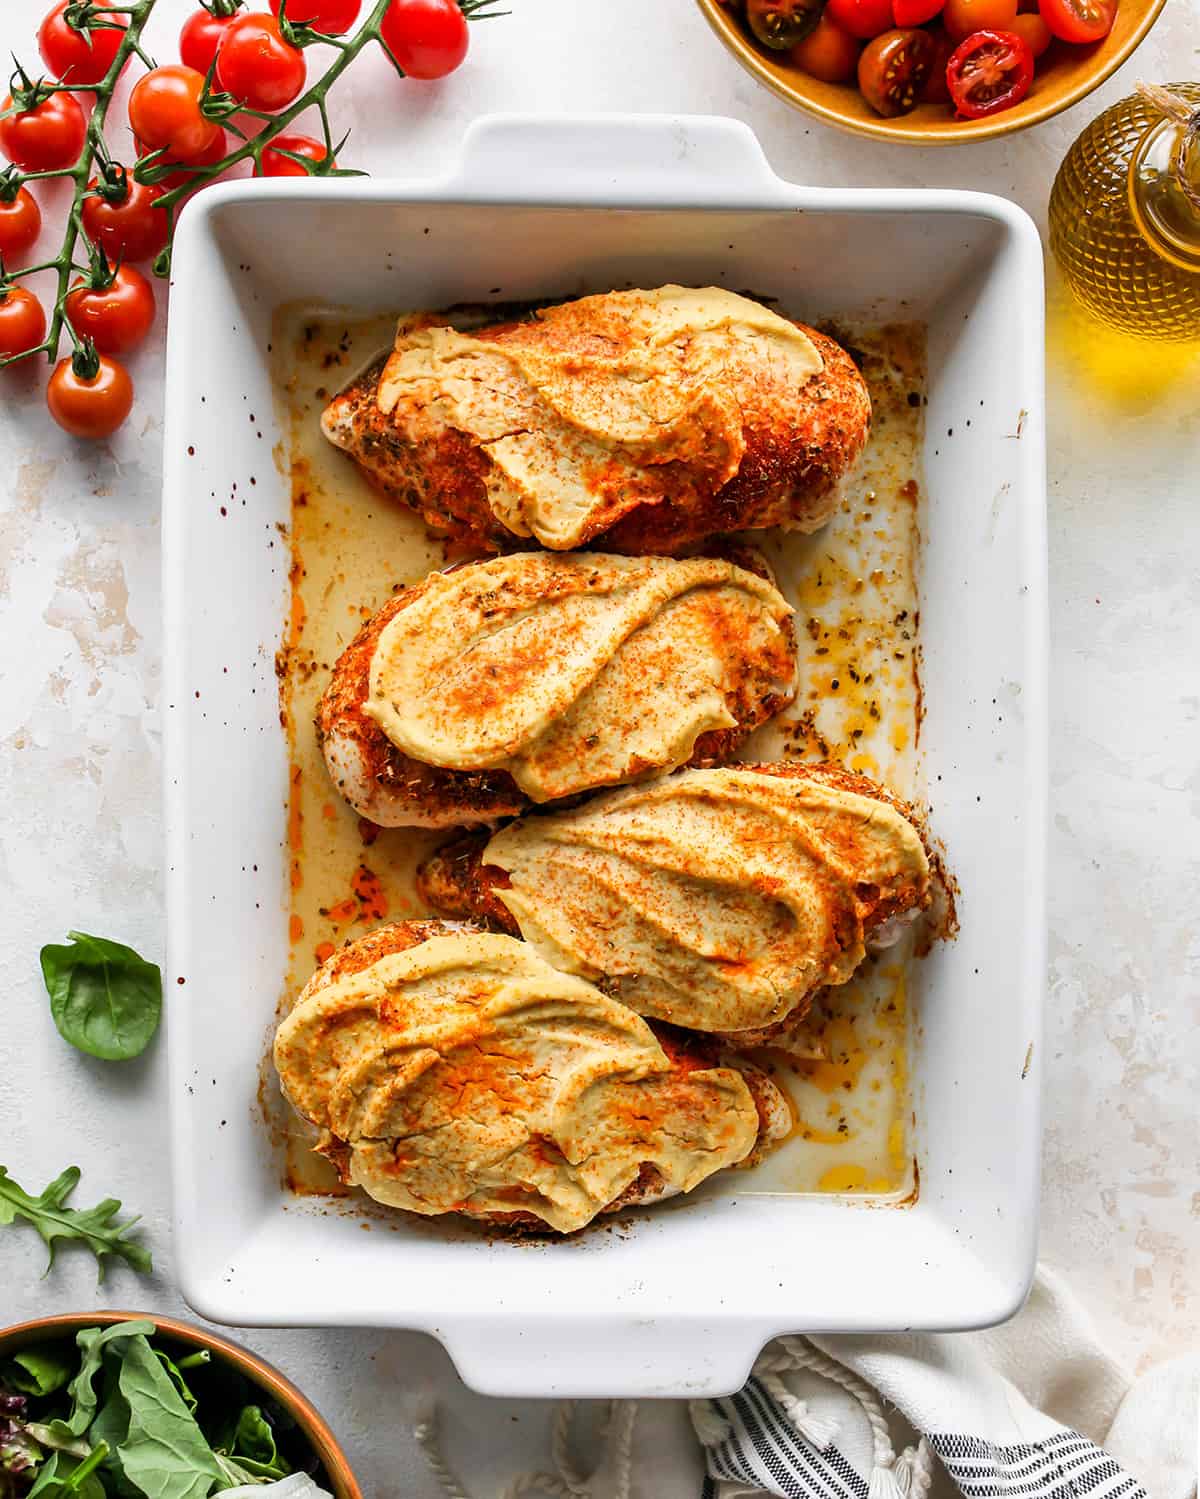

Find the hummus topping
[[375, 286, 824, 548], [365, 552, 794, 802], [273, 930, 759, 1232], [484, 768, 931, 1034]]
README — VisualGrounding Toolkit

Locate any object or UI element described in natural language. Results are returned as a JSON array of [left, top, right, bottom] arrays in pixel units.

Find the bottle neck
[[1127, 105, 1200, 274]]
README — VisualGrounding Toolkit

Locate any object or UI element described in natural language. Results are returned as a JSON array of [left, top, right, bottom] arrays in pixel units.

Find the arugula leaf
[[40, 932, 162, 1062], [3, 1346, 75, 1397], [0, 1167, 152, 1281], [115, 1336, 223, 1499], [67, 1324, 157, 1437]]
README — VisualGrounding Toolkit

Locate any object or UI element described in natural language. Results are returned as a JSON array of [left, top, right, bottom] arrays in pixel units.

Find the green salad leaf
[[2, 1345, 75, 1397], [114, 1336, 224, 1499], [0, 1167, 152, 1281], [40, 932, 162, 1063], [67, 1324, 157, 1437]]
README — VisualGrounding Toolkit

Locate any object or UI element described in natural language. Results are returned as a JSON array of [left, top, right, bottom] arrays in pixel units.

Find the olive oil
[[1049, 83, 1200, 341]]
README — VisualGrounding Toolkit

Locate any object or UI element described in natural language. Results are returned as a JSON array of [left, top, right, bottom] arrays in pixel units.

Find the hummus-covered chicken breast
[[321, 285, 870, 555], [317, 550, 797, 829], [273, 921, 790, 1234], [418, 763, 942, 1049]]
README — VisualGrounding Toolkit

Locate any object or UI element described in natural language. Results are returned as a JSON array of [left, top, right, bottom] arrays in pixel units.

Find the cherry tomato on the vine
[[0, 88, 86, 171], [1037, 0, 1116, 42], [1009, 11, 1053, 55], [269, 0, 362, 35], [0, 285, 46, 358], [0, 188, 42, 259], [789, 14, 861, 82], [47, 350, 133, 438], [66, 265, 156, 356], [38, 0, 126, 86], [946, 28, 1033, 117], [380, 0, 470, 80], [216, 15, 307, 112], [825, 0, 896, 40], [857, 26, 937, 114], [943, 0, 1018, 39], [179, 8, 240, 76], [258, 133, 332, 176], [81, 173, 169, 262], [129, 66, 222, 161]]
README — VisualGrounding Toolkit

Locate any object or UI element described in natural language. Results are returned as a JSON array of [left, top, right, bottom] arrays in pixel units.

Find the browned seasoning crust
[[416, 761, 943, 1043], [294, 919, 779, 1232], [322, 316, 870, 556], [316, 554, 797, 829]]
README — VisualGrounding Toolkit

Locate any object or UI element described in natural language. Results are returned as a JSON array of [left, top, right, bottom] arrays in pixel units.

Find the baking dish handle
[[446, 112, 787, 205]]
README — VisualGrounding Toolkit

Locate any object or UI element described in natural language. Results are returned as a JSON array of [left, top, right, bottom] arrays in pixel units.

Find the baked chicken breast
[[417, 762, 941, 1049], [317, 549, 797, 829], [274, 920, 790, 1234], [321, 285, 871, 555]]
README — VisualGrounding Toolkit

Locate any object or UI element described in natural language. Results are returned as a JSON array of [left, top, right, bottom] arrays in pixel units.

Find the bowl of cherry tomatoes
[[697, 0, 1166, 142]]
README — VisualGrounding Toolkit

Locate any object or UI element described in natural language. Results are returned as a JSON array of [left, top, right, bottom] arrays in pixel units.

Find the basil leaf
[[3, 1345, 74, 1397], [40, 932, 162, 1062], [114, 1336, 223, 1499]]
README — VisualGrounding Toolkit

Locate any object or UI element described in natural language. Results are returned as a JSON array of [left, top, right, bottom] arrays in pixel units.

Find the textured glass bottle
[[1049, 83, 1200, 341]]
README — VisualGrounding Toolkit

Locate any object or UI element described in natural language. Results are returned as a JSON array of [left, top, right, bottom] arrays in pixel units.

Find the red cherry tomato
[[269, 0, 362, 34], [789, 14, 862, 81], [47, 352, 133, 438], [0, 188, 42, 259], [0, 88, 86, 171], [1009, 11, 1053, 54], [1037, 0, 1115, 41], [259, 133, 332, 176], [380, 0, 470, 79], [216, 15, 307, 111], [826, 0, 896, 39], [82, 174, 169, 263], [946, 28, 1034, 117], [893, 0, 945, 24], [857, 26, 936, 114], [0, 285, 47, 358], [129, 66, 222, 160], [920, 26, 956, 100], [66, 264, 156, 356], [943, 0, 1018, 37], [38, 0, 126, 86], [179, 8, 239, 75]]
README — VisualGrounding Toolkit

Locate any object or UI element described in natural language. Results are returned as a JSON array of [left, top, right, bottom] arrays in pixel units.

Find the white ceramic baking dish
[[163, 114, 1047, 1399]]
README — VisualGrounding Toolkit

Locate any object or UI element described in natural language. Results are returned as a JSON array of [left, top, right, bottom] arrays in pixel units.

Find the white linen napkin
[[416, 1266, 1197, 1499]]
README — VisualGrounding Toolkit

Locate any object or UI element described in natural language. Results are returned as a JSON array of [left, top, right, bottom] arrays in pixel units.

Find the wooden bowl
[[696, 0, 1168, 144], [0, 1310, 363, 1499]]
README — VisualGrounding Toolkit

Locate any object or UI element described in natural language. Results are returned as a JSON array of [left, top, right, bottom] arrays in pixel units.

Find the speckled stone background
[[0, 1, 1197, 1494]]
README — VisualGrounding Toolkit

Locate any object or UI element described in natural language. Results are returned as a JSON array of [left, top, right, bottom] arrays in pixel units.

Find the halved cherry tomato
[[857, 27, 936, 115], [790, 14, 862, 80], [38, 0, 126, 86], [0, 188, 42, 259], [379, 0, 470, 79], [920, 26, 955, 100], [893, 0, 945, 25], [746, 0, 824, 48], [47, 350, 133, 438], [1037, 0, 1115, 41], [134, 127, 228, 191], [216, 15, 307, 111], [0, 88, 86, 171], [827, 0, 896, 37], [0, 285, 46, 358], [270, 0, 362, 34], [180, 8, 240, 75], [1009, 11, 1053, 54], [946, 28, 1033, 117], [943, 0, 1017, 37], [259, 133, 332, 176], [81, 173, 169, 262], [129, 66, 221, 161], [66, 264, 156, 355]]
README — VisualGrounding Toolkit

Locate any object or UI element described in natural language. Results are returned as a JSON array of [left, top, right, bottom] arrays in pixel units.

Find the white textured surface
[[0, 0, 1196, 1492]]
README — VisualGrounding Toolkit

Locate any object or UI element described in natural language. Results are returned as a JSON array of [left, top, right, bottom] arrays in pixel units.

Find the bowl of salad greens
[[0, 1312, 362, 1498]]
